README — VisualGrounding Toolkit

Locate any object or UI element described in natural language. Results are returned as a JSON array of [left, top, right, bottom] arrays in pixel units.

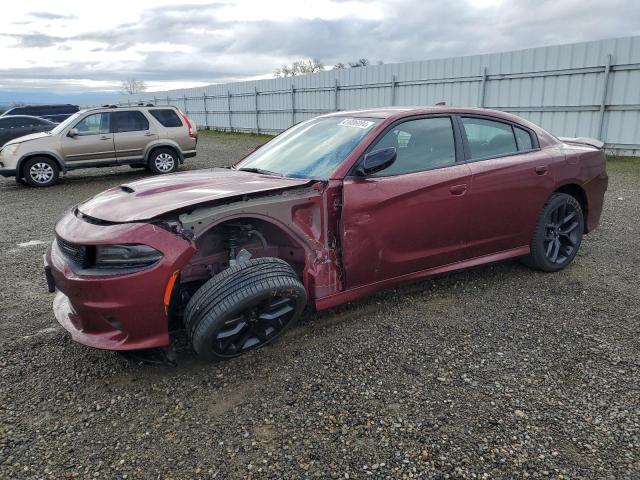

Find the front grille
[[56, 236, 88, 267]]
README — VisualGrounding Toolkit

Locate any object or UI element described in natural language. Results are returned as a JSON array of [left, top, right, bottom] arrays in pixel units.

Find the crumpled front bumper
[[45, 211, 195, 351]]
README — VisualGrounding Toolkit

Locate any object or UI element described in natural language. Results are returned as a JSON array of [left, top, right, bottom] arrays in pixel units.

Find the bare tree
[[274, 59, 325, 78], [120, 78, 147, 95], [348, 58, 370, 68], [332, 59, 383, 70]]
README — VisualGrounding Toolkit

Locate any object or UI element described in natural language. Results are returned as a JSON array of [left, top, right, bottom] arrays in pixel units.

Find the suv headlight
[[94, 244, 162, 269], [1, 144, 20, 156]]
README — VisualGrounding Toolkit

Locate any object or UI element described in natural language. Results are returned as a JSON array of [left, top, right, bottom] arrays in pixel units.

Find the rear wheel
[[23, 157, 59, 187], [184, 257, 307, 360], [147, 148, 179, 175], [524, 193, 584, 272]]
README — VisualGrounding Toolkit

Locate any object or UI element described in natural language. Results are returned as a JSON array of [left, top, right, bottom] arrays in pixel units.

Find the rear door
[[112, 111, 158, 163], [61, 112, 116, 164], [341, 115, 472, 288], [460, 115, 554, 258]]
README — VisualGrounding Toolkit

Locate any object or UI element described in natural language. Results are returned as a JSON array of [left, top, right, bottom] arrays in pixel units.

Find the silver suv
[[0, 105, 197, 187]]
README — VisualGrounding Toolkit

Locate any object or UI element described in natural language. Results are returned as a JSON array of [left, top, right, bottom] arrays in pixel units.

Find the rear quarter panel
[[550, 145, 608, 232]]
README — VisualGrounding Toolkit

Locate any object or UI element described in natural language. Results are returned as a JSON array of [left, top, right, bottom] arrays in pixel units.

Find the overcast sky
[[2, 0, 639, 96]]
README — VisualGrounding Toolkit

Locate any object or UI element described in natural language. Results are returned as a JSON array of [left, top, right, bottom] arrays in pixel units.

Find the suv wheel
[[148, 148, 179, 175], [184, 257, 307, 361], [23, 157, 60, 187]]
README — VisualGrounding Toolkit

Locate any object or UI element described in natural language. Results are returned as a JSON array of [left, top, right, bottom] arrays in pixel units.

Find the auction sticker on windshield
[[338, 119, 375, 129]]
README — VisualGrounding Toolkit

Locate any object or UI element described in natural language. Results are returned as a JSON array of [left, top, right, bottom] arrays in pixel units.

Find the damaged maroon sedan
[[45, 107, 608, 360]]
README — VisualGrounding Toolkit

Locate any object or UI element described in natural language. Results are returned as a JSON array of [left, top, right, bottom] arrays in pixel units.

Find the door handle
[[144, 131, 154, 136], [99, 135, 111, 140], [449, 184, 467, 196], [535, 165, 548, 175]]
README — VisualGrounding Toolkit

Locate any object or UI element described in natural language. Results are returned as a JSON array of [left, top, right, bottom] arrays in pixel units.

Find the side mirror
[[360, 147, 396, 175], [67, 128, 78, 138]]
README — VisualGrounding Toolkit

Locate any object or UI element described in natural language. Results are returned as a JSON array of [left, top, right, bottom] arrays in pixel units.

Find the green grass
[[606, 155, 640, 176], [198, 128, 274, 142]]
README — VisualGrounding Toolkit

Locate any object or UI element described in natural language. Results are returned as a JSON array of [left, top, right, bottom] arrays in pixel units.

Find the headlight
[[2, 143, 21, 156], [94, 244, 162, 269]]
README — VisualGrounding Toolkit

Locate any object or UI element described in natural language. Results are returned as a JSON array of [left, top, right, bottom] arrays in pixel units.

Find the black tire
[[22, 156, 60, 187], [184, 257, 307, 360], [523, 193, 584, 272], [147, 148, 179, 175]]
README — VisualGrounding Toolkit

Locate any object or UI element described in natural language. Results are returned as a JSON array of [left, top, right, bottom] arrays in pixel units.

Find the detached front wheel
[[184, 257, 307, 360]]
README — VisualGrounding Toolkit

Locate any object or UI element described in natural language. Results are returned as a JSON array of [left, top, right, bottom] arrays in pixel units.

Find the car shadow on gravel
[[118, 258, 531, 370]]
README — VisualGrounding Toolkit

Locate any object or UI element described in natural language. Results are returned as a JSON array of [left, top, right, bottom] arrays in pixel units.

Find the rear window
[[149, 109, 183, 127], [7, 107, 27, 115], [514, 126, 534, 151], [461, 117, 518, 160], [112, 111, 150, 132]]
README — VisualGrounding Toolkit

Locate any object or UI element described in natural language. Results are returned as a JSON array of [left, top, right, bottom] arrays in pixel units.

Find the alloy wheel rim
[[544, 202, 580, 264], [29, 162, 54, 183], [155, 153, 175, 172], [213, 296, 297, 356]]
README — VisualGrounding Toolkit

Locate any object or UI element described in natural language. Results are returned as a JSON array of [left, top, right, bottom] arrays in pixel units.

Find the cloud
[[11, 33, 67, 48], [3, 0, 640, 95], [29, 12, 76, 20]]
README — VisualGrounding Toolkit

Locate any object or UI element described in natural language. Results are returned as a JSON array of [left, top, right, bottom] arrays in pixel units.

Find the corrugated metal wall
[[117, 36, 640, 155]]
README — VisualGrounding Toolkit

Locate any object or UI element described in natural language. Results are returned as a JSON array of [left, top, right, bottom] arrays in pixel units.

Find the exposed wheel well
[[180, 217, 307, 285], [554, 184, 588, 231], [147, 145, 181, 164], [18, 154, 63, 178]]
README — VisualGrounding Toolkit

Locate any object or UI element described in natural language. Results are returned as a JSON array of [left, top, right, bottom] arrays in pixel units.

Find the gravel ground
[[0, 133, 638, 479]]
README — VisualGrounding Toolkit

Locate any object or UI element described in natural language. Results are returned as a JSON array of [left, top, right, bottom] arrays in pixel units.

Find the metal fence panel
[[117, 35, 640, 155]]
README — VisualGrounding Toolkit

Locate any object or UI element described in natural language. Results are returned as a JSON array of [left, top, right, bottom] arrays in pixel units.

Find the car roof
[[322, 106, 524, 122], [79, 105, 178, 114], [0, 114, 55, 122], [321, 106, 558, 148]]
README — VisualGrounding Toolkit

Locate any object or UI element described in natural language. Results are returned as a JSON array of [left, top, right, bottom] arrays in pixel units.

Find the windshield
[[235, 116, 380, 180], [50, 111, 84, 135]]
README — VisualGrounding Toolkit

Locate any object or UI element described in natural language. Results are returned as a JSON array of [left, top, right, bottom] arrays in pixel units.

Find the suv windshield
[[235, 117, 380, 180], [50, 111, 84, 135]]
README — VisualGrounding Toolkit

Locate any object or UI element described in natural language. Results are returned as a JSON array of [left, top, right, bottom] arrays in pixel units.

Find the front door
[[112, 110, 158, 163], [340, 116, 472, 288], [61, 112, 115, 164]]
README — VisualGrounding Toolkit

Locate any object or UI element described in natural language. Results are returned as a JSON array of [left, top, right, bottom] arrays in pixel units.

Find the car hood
[[3, 131, 50, 146], [77, 168, 312, 222]]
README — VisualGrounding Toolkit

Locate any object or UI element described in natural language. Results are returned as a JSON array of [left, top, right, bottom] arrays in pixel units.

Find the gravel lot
[[0, 132, 638, 479]]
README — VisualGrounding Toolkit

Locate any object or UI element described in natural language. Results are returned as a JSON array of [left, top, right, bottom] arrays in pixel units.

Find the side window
[[462, 117, 518, 160], [149, 109, 182, 127], [0, 118, 11, 129], [112, 111, 150, 133], [74, 113, 110, 135], [1, 118, 24, 128], [514, 126, 533, 151], [12, 118, 28, 128], [369, 117, 456, 176]]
